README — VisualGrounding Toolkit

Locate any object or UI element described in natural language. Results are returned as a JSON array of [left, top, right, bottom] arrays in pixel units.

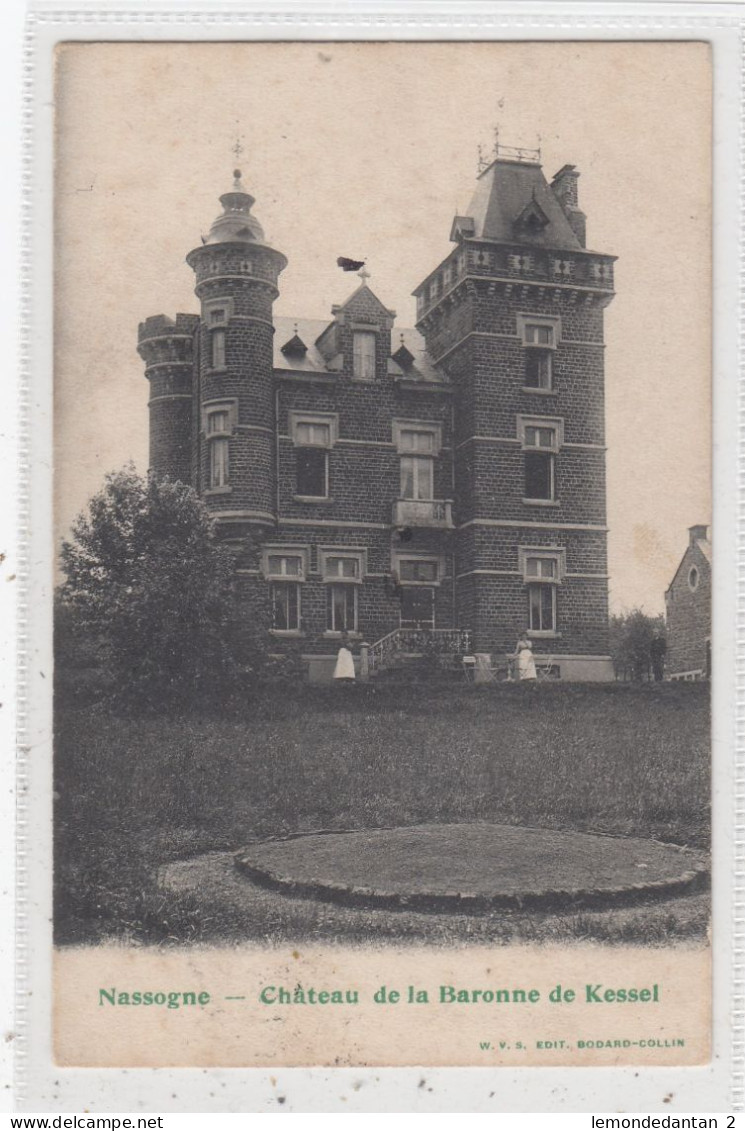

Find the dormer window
[[353, 331, 376, 380], [515, 197, 550, 233], [281, 329, 308, 358]]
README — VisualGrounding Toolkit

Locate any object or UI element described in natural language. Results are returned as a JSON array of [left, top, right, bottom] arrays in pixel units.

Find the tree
[[59, 465, 258, 707], [609, 608, 667, 682]]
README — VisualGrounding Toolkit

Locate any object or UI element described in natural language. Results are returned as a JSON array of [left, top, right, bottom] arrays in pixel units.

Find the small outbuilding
[[664, 524, 711, 680]]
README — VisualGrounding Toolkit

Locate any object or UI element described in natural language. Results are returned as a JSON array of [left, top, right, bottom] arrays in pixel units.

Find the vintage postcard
[[47, 36, 717, 1084]]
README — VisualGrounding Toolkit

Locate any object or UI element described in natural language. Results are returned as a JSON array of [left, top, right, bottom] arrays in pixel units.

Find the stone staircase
[[362, 628, 472, 680]]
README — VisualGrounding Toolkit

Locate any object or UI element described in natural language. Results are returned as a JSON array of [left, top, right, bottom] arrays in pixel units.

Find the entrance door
[[400, 587, 435, 629]]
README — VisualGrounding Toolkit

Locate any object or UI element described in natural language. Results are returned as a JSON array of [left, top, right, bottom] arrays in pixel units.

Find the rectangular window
[[525, 350, 552, 390], [325, 556, 359, 579], [400, 456, 434, 501], [209, 308, 227, 326], [521, 419, 560, 502], [204, 403, 236, 490], [211, 328, 226, 368], [524, 425, 556, 449], [207, 410, 230, 435], [528, 584, 556, 632], [353, 331, 376, 380], [525, 556, 558, 580], [524, 323, 554, 347], [399, 429, 435, 454], [271, 583, 300, 631], [295, 421, 331, 447], [209, 437, 229, 488], [266, 554, 303, 578], [524, 451, 554, 500], [398, 559, 439, 584], [326, 584, 358, 633], [396, 425, 438, 503], [296, 448, 328, 497]]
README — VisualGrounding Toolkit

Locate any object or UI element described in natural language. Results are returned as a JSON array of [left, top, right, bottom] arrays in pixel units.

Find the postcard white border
[[12, 0, 741, 1113]]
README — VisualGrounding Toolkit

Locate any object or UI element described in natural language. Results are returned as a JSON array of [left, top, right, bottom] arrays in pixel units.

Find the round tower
[[138, 312, 199, 484], [185, 169, 287, 529]]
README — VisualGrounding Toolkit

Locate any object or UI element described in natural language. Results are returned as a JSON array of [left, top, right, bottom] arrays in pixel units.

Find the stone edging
[[233, 825, 710, 916]]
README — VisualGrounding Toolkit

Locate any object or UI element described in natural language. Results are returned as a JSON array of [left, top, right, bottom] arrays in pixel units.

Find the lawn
[[54, 679, 710, 947]]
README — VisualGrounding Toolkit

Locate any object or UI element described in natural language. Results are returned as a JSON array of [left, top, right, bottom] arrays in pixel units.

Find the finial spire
[[232, 135, 245, 189], [358, 265, 371, 285]]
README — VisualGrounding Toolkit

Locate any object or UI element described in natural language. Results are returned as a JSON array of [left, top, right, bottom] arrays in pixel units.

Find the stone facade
[[138, 155, 616, 680], [665, 525, 712, 679]]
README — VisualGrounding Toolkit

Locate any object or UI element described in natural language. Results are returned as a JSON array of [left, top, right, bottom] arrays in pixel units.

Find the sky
[[54, 41, 711, 615]]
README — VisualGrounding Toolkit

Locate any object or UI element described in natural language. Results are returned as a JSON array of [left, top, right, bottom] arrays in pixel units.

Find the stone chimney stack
[[550, 164, 586, 247], [689, 524, 708, 546]]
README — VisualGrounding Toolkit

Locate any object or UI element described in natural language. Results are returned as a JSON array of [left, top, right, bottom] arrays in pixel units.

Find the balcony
[[392, 498, 453, 529]]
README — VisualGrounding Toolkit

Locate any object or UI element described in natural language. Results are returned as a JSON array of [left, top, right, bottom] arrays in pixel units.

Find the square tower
[[413, 151, 616, 679]]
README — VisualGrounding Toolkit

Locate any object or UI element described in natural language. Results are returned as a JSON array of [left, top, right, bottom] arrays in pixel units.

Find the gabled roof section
[[465, 158, 583, 250], [665, 536, 712, 594], [331, 281, 396, 326]]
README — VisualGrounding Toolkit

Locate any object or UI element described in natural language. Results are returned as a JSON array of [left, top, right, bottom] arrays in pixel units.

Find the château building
[[138, 146, 616, 680]]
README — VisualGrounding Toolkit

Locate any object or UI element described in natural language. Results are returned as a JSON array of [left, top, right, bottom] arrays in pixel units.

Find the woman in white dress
[[515, 633, 537, 681], [333, 633, 356, 683]]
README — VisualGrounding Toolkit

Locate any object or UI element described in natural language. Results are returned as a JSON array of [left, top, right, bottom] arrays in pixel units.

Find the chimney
[[550, 164, 586, 247], [689, 524, 708, 546]]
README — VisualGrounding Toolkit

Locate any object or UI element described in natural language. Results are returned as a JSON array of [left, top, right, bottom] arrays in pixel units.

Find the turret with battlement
[[138, 313, 200, 484]]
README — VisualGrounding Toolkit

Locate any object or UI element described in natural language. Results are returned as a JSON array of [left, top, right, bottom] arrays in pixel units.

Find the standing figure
[[515, 633, 537, 681], [333, 633, 356, 684], [650, 632, 667, 682]]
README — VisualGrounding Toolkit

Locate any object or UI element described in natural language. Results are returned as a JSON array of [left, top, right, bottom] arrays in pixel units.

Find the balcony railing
[[393, 498, 453, 529]]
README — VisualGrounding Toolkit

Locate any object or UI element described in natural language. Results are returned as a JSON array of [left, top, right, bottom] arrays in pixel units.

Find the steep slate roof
[[465, 158, 582, 251], [273, 316, 448, 384]]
